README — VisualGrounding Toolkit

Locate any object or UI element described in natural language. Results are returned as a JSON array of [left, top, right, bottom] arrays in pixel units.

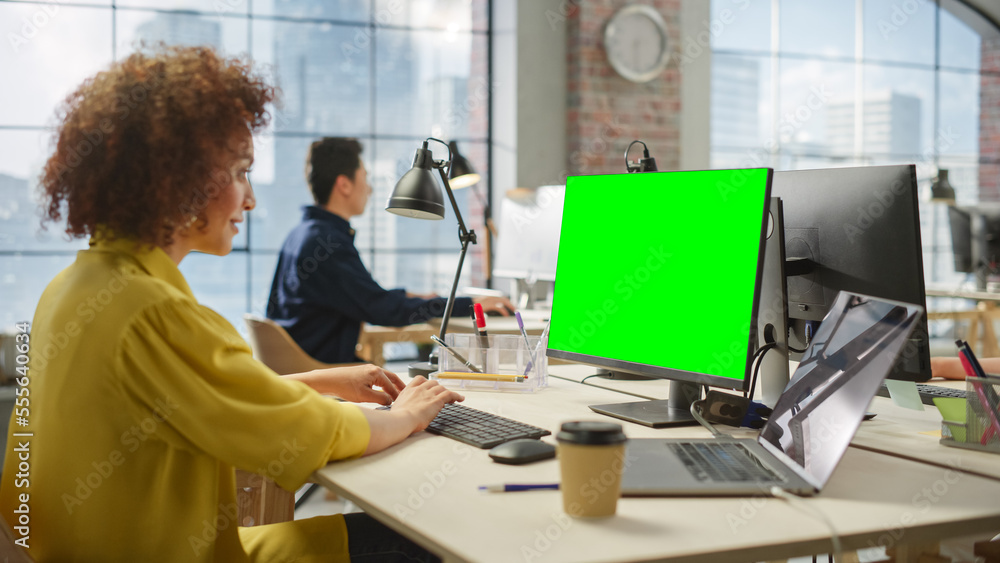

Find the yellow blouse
[[0, 238, 370, 562]]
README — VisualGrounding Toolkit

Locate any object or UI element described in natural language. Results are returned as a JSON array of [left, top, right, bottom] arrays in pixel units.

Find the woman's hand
[[391, 376, 465, 432], [361, 376, 464, 455], [285, 364, 406, 405]]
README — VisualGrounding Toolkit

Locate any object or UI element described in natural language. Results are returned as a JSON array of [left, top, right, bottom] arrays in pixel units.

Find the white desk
[[313, 377, 1000, 562], [554, 363, 1000, 482]]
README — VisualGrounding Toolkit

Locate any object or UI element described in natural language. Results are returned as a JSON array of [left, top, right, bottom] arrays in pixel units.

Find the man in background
[[267, 137, 513, 364]]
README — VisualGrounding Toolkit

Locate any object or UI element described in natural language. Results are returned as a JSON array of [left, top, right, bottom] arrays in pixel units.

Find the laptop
[[621, 291, 924, 496]]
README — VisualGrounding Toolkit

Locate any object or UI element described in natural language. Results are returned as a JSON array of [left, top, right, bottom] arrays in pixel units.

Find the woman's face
[[187, 135, 256, 256]]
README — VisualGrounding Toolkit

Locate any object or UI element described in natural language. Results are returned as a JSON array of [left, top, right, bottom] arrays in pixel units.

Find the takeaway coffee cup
[[556, 421, 628, 517]]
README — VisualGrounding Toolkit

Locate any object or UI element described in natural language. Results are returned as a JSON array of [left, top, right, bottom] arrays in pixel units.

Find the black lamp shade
[[448, 140, 481, 189], [386, 145, 447, 220], [930, 169, 956, 203]]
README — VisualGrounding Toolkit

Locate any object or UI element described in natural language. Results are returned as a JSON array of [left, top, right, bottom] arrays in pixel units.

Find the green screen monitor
[[547, 168, 773, 427]]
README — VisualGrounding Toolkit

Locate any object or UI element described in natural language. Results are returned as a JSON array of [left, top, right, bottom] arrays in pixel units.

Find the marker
[[478, 483, 559, 493], [431, 335, 483, 373], [436, 372, 524, 383], [474, 302, 490, 351]]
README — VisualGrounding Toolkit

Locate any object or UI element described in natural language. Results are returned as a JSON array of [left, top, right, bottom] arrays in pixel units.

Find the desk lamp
[[930, 169, 956, 204], [624, 140, 658, 173], [387, 137, 478, 378]]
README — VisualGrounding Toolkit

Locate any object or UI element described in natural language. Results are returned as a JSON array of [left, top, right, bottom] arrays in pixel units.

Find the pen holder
[[432, 333, 548, 392], [940, 375, 1000, 455]]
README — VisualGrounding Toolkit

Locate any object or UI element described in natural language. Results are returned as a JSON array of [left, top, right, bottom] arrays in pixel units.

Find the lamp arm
[[433, 165, 477, 340], [437, 166, 471, 239], [438, 235, 472, 339]]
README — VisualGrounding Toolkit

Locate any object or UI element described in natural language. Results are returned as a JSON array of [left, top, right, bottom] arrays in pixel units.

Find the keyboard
[[876, 382, 969, 406], [670, 442, 783, 483], [426, 403, 551, 449]]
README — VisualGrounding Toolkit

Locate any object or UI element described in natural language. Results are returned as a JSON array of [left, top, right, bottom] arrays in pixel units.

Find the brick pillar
[[566, 0, 682, 176], [980, 37, 1000, 201]]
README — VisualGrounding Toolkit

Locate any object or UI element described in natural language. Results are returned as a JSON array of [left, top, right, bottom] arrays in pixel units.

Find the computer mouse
[[488, 439, 556, 465]]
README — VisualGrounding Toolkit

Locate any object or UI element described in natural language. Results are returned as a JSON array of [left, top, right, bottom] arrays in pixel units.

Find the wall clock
[[603, 4, 671, 84]]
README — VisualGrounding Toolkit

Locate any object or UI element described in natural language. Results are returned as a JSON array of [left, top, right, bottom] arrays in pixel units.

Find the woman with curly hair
[[0, 45, 459, 562]]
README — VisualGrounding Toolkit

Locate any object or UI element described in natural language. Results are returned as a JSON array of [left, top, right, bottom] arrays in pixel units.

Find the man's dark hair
[[307, 137, 363, 206]]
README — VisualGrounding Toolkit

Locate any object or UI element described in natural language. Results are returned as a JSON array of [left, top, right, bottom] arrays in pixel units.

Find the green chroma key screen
[[548, 168, 772, 387]]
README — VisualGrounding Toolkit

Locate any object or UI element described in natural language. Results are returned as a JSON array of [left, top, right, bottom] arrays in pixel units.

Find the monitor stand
[[588, 381, 700, 428], [596, 369, 656, 381]]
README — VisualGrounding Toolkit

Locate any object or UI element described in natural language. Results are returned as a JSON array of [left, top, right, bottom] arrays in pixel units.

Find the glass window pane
[[253, 0, 368, 22], [711, 54, 772, 149], [0, 254, 77, 331], [939, 70, 980, 160], [862, 0, 935, 65], [178, 251, 248, 330], [376, 251, 474, 297], [0, 129, 88, 252], [116, 1, 246, 14], [252, 19, 371, 136], [940, 5, 981, 71], [376, 29, 485, 139], [375, 0, 486, 32], [250, 135, 314, 251], [14, 0, 110, 5], [709, 0, 771, 53], [861, 63, 934, 158], [779, 0, 854, 58], [0, 4, 113, 127], [116, 10, 249, 59], [778, 59, 855, 157]]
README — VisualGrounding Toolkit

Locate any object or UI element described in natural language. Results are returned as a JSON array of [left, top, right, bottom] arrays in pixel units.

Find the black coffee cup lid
[[556, 421, 627, 445]]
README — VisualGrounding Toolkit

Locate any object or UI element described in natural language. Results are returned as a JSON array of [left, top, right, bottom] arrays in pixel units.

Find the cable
[[689, 399, 724, 437], [769, 487, 842, 563], [746, 343, 776, 399]]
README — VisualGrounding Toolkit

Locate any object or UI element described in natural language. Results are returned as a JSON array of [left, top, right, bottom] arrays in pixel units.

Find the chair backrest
[[0, 514, 35, 562], [243, 314, 335, 375]]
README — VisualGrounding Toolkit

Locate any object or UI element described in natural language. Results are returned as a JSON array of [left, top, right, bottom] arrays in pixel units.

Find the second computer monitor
[[770, 164, 931, 382]]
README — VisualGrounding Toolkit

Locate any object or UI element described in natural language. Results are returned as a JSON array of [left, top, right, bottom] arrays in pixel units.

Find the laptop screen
[[758, 292, 923, 487]]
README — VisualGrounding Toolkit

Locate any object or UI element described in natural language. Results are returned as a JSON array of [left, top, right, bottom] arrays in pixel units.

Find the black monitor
[[769, 165, 931, 382], [949, 206, 973, 273], [547, 168, 773, 427], [947, 204, 1000, 289]]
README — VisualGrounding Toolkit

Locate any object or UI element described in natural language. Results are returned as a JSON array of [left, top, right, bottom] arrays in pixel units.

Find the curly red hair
[[39, 45, 276, 247]]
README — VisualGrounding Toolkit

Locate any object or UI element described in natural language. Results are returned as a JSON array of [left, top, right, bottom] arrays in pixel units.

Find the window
[[0, 0, 491, 334], [710, 0, 1000, 336]]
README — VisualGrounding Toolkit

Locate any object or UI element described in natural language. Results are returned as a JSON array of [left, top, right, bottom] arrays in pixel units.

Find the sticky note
[[884, 379, 924, 411], [933, 397, 967, 443]]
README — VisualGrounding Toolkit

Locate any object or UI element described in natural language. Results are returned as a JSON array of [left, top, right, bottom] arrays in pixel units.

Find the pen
[[436, 371, 524, 382], [515, 311, 534, 378], [478, 483, 559, 493], [523, 319, 552, 376], [431, 335, 483, 373]]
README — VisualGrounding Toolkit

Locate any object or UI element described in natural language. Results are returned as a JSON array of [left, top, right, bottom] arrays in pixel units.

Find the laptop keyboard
[[670, 442, 784, 483], [876, 382, 968, 406], [426, 403, 551, 449]]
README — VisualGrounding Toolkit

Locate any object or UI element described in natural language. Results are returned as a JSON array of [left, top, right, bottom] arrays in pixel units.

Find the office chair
[[240, 314, 362, 524]]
